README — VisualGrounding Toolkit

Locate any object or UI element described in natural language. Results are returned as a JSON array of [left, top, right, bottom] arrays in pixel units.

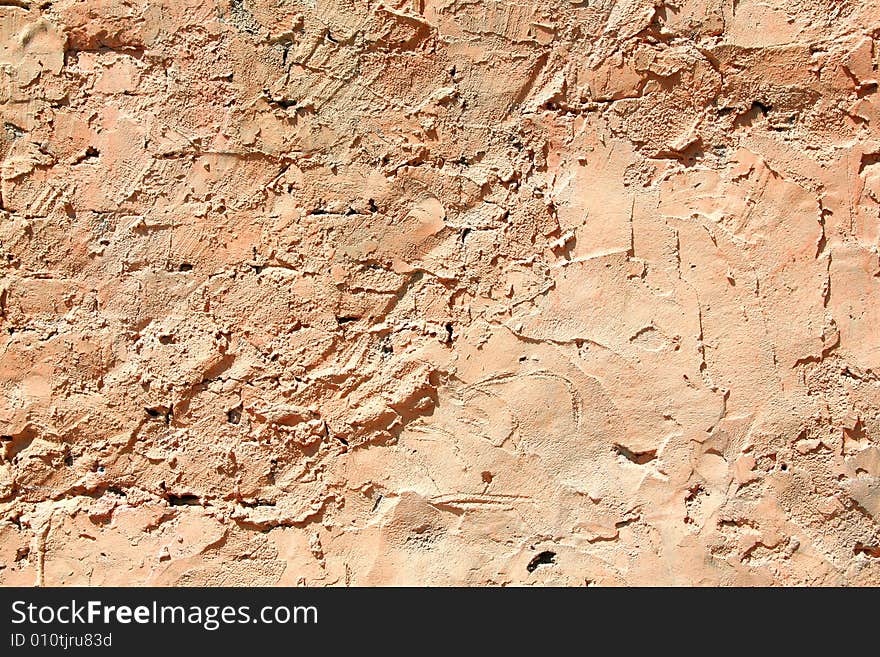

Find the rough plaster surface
[[0, 0, 879, 586]]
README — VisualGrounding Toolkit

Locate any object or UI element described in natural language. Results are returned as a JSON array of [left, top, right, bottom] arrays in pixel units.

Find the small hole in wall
[[780, 463, 788, 471], [854, 543, 880, 558], [165, 493, 200, 506], [144, 406, 173, 424], [527, 551, 556, 573], [751, 100, 771, 116], [481, 471, 493, 483], [227, 405, 242, 424], [178, 263, 193, 272]]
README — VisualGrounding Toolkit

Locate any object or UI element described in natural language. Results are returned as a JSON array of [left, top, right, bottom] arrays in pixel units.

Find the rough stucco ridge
[[0, 0, 878, 586]]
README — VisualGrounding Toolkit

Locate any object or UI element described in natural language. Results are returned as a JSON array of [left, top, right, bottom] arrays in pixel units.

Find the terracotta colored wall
[[1, 0, 879, 585]]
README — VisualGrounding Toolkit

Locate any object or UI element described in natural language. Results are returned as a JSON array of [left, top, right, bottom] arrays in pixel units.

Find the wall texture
[[1, 0, 879, 586]]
